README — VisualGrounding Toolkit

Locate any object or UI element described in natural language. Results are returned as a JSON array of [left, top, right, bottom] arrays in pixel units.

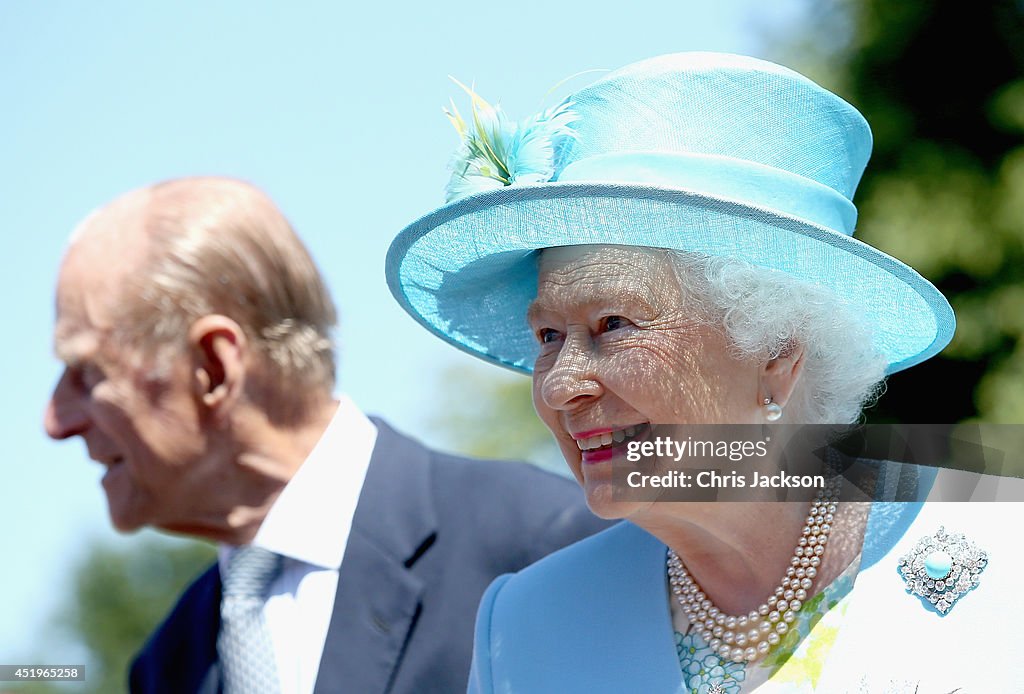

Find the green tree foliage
[[15, 536, 215, 694], [784, 0, 1024, 424]]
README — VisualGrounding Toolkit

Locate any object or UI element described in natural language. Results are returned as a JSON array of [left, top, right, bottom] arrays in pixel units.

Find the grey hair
[[667, 250, 887, 424], [112, 178, 338, 423]]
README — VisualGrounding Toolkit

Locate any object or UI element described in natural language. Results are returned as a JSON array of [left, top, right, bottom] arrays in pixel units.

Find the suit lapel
[[190, 567, 221, 694], [599, 524, 683, 691], [493, 522, 683, 692], [314, 420, 437, 694], [130, 564, 222, 694]]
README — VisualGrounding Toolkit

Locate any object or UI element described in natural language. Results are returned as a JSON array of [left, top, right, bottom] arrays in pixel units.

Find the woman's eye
[[538, 328, 562, 344], [600, 315, 632, 333]]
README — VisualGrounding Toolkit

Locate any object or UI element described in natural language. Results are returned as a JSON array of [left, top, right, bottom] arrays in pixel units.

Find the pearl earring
[[762, 396, 783, 422]]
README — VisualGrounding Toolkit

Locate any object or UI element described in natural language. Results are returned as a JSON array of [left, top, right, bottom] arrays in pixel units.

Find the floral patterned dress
[[671, 554, 860, 693]]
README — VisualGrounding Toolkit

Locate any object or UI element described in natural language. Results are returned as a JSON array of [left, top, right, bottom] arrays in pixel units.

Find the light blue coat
[[469, 467, 1024, 693]]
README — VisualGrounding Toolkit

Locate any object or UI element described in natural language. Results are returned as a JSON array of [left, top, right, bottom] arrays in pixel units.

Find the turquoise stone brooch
[[898, 526, 987, 615]]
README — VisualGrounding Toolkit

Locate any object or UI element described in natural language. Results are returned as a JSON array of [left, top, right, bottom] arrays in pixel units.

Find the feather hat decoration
[[444, 78, 578, 202]]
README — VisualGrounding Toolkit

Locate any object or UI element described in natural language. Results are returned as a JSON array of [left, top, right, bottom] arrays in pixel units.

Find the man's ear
[[189, 315, 247, 418], [759, 340, 805, 410]]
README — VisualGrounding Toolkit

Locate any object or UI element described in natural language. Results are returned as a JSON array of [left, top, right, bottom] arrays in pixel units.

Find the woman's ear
[[759, 340, 805, 409], [189, 315, 247, 420]]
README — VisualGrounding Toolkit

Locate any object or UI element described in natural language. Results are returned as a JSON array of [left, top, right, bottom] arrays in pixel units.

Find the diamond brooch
[[897, 526, 987, 615]]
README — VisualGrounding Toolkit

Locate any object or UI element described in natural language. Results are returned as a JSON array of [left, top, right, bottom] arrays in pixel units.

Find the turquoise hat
[[386, 52, 955, 375]]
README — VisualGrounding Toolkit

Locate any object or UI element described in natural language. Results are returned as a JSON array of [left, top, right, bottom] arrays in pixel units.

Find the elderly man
[[44, 177, 607, 694]]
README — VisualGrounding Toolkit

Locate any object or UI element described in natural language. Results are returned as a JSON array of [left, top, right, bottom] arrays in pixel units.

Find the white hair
[[667, 250, 887, 424], [104, 178, 338, 424]]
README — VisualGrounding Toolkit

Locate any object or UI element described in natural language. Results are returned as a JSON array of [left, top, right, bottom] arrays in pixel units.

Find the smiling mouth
[[574, 424, 651, 462]]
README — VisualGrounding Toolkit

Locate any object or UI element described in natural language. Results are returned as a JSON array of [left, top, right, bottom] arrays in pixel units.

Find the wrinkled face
[[528, 245, 763, 518], [44, 229, 208, 533]]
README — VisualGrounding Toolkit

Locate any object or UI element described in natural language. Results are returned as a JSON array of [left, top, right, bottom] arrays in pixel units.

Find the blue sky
[[0, 0, 807, 662]]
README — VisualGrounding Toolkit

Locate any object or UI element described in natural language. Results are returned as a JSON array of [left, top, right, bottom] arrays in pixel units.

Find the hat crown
[[557, 52, 872, 201], [385, 52, 954, 379]]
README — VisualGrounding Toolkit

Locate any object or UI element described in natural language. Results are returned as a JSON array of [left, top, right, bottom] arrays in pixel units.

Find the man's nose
[[538, 330, 603, 411], [44, 372, 89, 440]]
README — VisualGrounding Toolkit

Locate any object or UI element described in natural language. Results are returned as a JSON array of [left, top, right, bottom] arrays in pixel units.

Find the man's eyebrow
[[53, 332, 97, 366], [53, 340, 79, 366]]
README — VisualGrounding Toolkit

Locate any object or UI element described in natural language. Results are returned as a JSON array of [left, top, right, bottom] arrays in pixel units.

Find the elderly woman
[[387, 54, 1022, 692]]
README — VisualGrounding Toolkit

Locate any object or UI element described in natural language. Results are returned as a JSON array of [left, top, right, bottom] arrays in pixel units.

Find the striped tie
[[217, 545, 283, 694]]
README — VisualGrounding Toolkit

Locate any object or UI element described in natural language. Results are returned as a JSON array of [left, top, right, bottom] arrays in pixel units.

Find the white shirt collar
[[220, 394, 378, 571]]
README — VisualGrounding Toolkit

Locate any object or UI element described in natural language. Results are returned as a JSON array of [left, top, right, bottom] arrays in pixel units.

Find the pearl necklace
[[666, 487, 840, 664]]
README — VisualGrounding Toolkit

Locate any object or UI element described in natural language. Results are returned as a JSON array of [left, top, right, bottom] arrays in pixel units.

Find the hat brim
[[386, 183, 955, 376]]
